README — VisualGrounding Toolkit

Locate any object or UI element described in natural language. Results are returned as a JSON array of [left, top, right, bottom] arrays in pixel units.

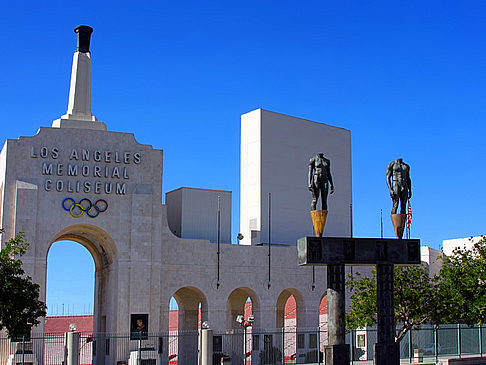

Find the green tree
[[0, 229, 46, 338], [346, 264, 439, 342], [435, 236, 486, 326]]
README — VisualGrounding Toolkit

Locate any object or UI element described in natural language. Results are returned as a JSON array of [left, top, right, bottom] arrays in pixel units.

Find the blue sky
[[2, 1, 485, 314]]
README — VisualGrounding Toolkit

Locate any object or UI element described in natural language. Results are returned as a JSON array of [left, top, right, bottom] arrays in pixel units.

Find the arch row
[[168, 286, 328, 332]]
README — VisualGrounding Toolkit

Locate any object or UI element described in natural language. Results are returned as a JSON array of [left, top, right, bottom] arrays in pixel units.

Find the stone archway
[[46, 224, 118, 365], [276, 288, 306, 363], [171, 286, 208, 331], [169, 286, 208, 365], [319, 292, 329, 352], [226, 287, 260, 330], [276, 288, 305, 329], [226, 287, 260, 365], [47, 224, 118, 335]]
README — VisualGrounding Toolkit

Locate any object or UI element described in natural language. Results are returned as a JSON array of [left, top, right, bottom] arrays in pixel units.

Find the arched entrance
[[169, 286, 208, 365], [46, 241, 95, 317], [319, 293, 329, 353], [226, 288, 260, 364], [47, 224, 118, 365], [226, 287, 259, 330], [276, 288, 305, 363]]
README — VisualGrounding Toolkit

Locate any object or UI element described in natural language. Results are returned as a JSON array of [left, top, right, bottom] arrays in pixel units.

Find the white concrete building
[[442, 235, 484, 257], [166, 187, 231, 243], [420, 246, 443, 278], [240, 109, 352, 245]]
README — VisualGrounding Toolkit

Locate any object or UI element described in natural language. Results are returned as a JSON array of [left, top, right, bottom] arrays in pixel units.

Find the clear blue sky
[[1, 1, 485, 314]]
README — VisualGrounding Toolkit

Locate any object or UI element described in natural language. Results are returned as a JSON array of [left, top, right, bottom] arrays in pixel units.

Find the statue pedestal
[[390, 214, 406, 239], [311, 210, 328, 237], [374, 342, 399, 365], [325, 344, 350, 365]]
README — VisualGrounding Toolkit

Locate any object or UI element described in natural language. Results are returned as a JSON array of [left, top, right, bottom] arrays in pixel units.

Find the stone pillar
[[198, 329, 213, 365], [64, 332, 80, 365], [52, 25, 106, 130], [325, 264, 350, 365], [374, 264, 399, 365]]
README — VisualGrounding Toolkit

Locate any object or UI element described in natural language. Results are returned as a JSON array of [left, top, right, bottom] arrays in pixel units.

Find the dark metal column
[[326, 264, 350, 365], [374, 264, 399, 365]]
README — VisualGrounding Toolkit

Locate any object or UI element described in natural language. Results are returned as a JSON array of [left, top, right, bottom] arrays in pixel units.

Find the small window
[[264, 334, 273, 350], [213, 336, 223, 353], [252, 335, 260, 351], [357, 334, 366, 348], [309, 333, 317, 349], [297, 334, 305, 349]]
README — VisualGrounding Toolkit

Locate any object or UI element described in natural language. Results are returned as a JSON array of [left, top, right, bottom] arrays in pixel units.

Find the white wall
[[166, 187, 232, 243], [420, 246, 443, 278], [240, 109, 352, 245], [442, 236, 483, 256], [166, 188, 182, 237]]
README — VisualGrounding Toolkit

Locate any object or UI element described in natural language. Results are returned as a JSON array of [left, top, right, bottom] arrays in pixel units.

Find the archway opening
[[45, 224, 117, 365], [320, 293, 328, 352], [276, 289, 305, 330], [226, 288, 259, 330], [46, 241, 95, 319], [46, 240, 95, 365], [226, 288, 259, 364], [169, 287, 207, 364], [277, 289, 305, 363], [47, 225, 117, 334]]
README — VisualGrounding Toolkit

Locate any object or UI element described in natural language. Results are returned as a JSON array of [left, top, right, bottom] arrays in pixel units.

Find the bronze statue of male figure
[[308, 153, 334, 211], [386, 158, 412, 214]]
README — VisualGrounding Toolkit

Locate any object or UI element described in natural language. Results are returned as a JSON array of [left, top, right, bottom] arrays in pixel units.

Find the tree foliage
[[0, 229, 46, 338], [345, 237, 486, 342], [435, 236, 486, 326], [346, 264, 439, 342]]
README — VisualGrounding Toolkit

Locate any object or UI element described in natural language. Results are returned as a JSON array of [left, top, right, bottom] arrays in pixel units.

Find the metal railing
[[0, 325, 483, 365]]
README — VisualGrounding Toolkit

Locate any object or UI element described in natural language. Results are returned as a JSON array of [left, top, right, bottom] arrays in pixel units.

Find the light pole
[[236, 314, 254, 365]]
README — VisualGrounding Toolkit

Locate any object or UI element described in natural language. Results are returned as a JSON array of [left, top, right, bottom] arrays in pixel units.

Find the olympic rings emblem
[[62, 198, 108, 218]]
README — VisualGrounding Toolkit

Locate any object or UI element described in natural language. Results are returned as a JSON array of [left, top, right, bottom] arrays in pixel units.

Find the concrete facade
[[0, 109, 342, 365], [166, 187, 231, 243], [420, 246, 443, 278], [240, 109, 352, 245], [0, 28, 361, 365]]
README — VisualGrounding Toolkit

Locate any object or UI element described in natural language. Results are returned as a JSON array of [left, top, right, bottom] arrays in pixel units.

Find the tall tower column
[[52, 25, 106, 130]]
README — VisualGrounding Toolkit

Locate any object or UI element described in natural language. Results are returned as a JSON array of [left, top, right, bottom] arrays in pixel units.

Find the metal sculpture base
[[325, 344, 350, 365], [311, 210, 328, 237], [390, 214, 406, 239], [374, 342, 399, 365], [375, 263, 398, 365], [326, 264, 349, 365]]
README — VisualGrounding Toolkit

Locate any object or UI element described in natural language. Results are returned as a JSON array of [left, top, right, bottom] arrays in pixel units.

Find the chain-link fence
[[0, 325, 484, 365]]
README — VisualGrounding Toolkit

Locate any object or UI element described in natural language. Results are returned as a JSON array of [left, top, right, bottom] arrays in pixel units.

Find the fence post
[[65, 331, 80, 365], [457, 324, 461, 358], [198, 329, 213, 365], [350, 329, 354, 364], [434, 325, 438, 361], [21, 335, 25, 365], [479, 325, 483, 357], [281, 328, 284, 365], [138, 334, 142, 365], [408, 329, 412, 363]]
